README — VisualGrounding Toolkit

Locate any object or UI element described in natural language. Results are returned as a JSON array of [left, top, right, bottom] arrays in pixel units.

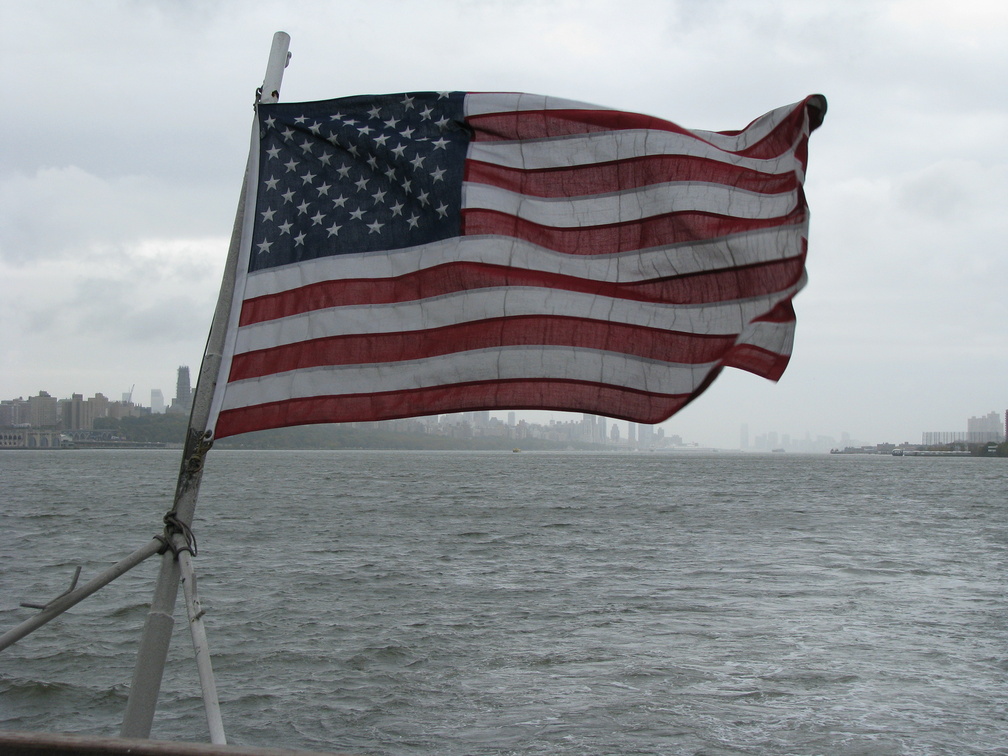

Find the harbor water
[[1, 449, 1006, 754]]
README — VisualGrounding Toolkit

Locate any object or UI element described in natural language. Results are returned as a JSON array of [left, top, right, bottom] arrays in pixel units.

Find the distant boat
[[772, 448, 785, 453], [513, 448, 521, 453]]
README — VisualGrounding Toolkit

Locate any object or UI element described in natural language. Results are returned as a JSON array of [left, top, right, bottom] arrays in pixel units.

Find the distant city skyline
[[3, 372, 1004, 452]]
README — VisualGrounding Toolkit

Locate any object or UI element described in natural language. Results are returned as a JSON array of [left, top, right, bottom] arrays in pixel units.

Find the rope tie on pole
[[186, 429, 215, 474], [155, 512, 198, 559]]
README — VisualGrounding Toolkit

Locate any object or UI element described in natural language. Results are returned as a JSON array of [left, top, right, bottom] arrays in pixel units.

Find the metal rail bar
[[0, 539, 163, 653]]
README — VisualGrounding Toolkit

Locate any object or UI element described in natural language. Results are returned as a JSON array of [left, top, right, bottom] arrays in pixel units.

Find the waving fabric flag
[[207, 91, 826, 439]]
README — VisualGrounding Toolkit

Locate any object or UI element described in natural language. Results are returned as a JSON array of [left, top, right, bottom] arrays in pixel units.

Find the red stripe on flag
[[228, 316, 739, 382], [721, 344, 792, 381], [214, 380, 697, 438], [467, 104, 811, 161], [464, 154, 798, 198], [238, 256, 806, 326], [467, 108, 693, 142], [715, 103, 813, 159], [753, 299, 797, 324], [459, 206, 808, 255]]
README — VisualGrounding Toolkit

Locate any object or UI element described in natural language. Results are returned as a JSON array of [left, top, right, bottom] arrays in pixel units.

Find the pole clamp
[[155, 511, 198, 560], [185, 429, 214, 475]]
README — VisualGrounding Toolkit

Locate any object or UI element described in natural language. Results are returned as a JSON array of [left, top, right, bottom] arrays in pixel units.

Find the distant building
[[967, 411, 1004, 443], [581, 413, 605, 444], [177, 366, 191, 403], [28, 391, 58, 428], [0, 428, 64, 448], [85, 393, 110, 429], [1, 398, 28, 426], [151, 389, 165, 414], [922, 431, 967, 445], [923, 410, 1006, 446], [60, 393, 85, 430], [109, 400, 146, 420], [169, 366, 193, 415]]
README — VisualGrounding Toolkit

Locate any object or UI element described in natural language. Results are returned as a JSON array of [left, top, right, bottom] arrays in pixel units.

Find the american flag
[[207, 91, 826, 439]]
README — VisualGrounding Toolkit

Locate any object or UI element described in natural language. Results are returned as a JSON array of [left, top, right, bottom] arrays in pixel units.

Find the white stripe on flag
[[219, 347, 719, 410], [461, 181, 799, 226], [463, 93, 614, 117], [466, 129, 804, 172], [232, 285, 801, 354], [240, 228, 805, 300], [736, 320, 796, 355]]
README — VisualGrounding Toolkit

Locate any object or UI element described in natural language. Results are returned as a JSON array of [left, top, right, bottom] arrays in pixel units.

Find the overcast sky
[[2, 0, 1005, 449]]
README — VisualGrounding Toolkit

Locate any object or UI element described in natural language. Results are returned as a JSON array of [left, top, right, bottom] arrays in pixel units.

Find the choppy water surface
[[1, 450, 1006, 754]]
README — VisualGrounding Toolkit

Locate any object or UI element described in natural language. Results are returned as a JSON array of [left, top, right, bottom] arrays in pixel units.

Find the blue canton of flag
[[251, 92, 469, 272]]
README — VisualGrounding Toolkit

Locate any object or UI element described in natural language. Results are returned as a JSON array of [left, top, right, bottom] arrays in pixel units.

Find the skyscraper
[[169, 366, 193, 415], [176, 367, 191, 405]]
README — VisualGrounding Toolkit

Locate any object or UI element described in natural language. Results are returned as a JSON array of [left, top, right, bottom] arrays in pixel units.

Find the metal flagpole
[[178, 548, 226, 744], [120, 31, 291, 741]]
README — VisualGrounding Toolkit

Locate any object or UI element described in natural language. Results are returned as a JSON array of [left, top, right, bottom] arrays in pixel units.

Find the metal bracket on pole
[[20, 566, 82, 610]]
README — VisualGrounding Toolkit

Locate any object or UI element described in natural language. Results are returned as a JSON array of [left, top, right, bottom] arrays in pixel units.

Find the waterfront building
[[84, 393, 110, 430], [967, 411, 1005, 442], [0, 398, 28, 426], [28, 391, 58, 428], [60, 393, 85, 430]]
